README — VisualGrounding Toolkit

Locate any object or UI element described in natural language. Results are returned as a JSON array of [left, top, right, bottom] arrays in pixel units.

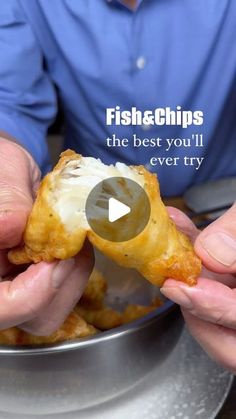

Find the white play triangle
[[108, 197, 131, 223]]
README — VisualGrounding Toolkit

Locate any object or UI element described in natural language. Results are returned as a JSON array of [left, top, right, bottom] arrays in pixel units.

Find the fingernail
[[201, 233, 236, 267], [51, 258, 75, 289], [160, 286, 194, 310]]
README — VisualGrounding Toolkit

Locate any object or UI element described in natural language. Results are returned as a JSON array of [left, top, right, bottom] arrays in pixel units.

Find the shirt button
[[136, 56, 146, 70], [142, 123, 151, 131]]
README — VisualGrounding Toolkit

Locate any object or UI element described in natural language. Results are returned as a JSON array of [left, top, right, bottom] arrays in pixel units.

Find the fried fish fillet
[[75, 306, 122, 330], [8, 150, 201, 286], [0, 311, 97, 346], [80, 268, 107, 309], [121, 298, 163, 324], [75, 268, 123, 330], [121, 304, 158, 324]]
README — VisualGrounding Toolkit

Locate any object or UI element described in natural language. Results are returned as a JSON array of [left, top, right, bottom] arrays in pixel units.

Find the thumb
[[0, 139, 40, 249], [195, 203, 236, 274], [167, 206, 199, 241], [161, 277, 236, 329]]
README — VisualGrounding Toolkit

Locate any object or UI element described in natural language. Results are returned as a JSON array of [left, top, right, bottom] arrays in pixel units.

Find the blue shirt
[[0, 0, 236, 196]]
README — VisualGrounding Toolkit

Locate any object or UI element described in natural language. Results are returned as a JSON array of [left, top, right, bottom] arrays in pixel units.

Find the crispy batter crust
[[0, 311, 97, 346], [75, 306, 122, 330], [8, 150, 201, 286], [79, 269, 107, 309]]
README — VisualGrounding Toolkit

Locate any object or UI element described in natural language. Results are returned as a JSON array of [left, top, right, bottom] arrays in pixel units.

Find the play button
[[85, 177, 151, 242], [108, 198, 131, 222]]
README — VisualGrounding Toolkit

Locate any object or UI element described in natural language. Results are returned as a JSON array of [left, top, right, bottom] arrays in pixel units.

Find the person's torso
[[21, 0, 236, 196]]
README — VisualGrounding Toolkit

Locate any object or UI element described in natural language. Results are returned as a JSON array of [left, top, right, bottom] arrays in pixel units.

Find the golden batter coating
[[80, 268, 107, 309], [0, 311, 97, 346], [121, 298, 163, 324], [121, 304, 157, 324], [8, 150, 201, 286], [75, 306, 122, 330]]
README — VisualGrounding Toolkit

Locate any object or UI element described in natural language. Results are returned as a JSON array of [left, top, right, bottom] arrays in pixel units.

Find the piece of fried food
[[8, 150, 201, 286], [0, 311, 97, 346], [75, 305, 122, 330], [75, 268, 122, 330], [121, 304, 157, 324], [121, 298, 163, 324], [80, 268, 107, 309]]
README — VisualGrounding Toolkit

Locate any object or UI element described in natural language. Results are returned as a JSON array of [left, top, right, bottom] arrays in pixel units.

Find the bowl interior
[[0, 251, 169, 354]]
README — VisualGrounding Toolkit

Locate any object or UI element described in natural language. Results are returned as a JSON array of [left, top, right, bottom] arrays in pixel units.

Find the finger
[[166, 207, 236, 286], [20, 243, 94, 336], [182, 310, 236, 374], [161, 277, 236, 329], [0, 140, 40, 248], [167, 206, 199, 241], [195, 203, 236, 274], [0, 258, 76, 329], [199, 268, 236, 288], [167, 207, 236, 285]]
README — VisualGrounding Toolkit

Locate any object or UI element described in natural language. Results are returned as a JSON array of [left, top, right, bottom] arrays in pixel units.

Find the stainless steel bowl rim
[[0, 300, 175, 356]]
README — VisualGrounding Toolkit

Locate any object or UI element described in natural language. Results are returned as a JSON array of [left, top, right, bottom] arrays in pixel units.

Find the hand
[[161, 205, 236, 373], [0, 139, 93, 336]]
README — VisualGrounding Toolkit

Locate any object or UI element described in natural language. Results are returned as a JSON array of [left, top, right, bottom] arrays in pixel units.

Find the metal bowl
[[0, 254, 183, 416]]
